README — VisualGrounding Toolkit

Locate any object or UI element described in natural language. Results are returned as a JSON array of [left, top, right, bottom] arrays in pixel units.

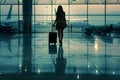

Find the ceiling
[[0, 0, 120, 5]]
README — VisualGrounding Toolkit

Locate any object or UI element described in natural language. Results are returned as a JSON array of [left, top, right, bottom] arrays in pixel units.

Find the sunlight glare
[[94, 43, 98, 52], [77, 74, 79, 79], [19, 0, 22, 3]]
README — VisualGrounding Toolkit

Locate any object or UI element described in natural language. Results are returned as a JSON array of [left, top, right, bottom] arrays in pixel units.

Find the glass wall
[[32, 4, 120, 33], [106, 5, 120, 26], [0, 4, 23, 32], [32, 5, 69, 32], [0, 1, 120, 33], [69, 5, 87, 32]]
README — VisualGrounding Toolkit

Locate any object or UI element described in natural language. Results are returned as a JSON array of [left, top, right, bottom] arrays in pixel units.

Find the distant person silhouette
[[52, 5, 67, 44]]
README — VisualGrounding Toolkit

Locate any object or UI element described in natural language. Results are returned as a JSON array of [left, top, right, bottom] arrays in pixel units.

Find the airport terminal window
[[0, 4, 23, 32], [32, 4, 120, 32], [70, 5, 87, 15], [18, 5, 23, 15], [0, 1, 120, 33], [88, 5, 104, 26], [70, 5, 87, 32], [32, 5, 69, 32], [32, 5, 52, 32], [1, 5, 19, 19], [1, 5, 13, 15], [32, 5, 52, 24], [106, 5, 120, 25]]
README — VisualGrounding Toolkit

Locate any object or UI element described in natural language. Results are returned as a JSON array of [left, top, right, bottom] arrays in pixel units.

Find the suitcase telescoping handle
[[52, 25, 56, 32]]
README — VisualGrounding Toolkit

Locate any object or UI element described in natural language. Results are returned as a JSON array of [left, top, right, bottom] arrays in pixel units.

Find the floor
[[0, 32, 120, 80]]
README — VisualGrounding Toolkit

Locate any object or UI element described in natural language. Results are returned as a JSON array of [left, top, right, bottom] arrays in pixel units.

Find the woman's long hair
[[57, 5, 63, 13]]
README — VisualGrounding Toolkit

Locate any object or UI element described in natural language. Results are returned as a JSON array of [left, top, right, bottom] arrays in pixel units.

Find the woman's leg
[[61, 29, 63, 41], [58, 30, 61, 42], [58, 29, 63, 43]]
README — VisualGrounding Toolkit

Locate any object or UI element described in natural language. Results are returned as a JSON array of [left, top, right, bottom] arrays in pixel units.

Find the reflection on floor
[[0, 32, 120, 80]]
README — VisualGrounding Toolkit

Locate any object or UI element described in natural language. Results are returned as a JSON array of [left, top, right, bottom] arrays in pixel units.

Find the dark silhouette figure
[[22, 33, 32, 74], [52, 5, 67, 44], [55, 44, 67, 76]]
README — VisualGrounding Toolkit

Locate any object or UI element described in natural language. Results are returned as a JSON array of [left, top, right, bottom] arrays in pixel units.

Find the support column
[[23, 0, 32, 33], [68, 0, 70, 33], [18, 0, 20, 32], [86, 0, 89, 28], [0, 5, 1, 24], [104, 0, 107, 27], [22, 34, 32, 73], [22, 0, 32, 74]]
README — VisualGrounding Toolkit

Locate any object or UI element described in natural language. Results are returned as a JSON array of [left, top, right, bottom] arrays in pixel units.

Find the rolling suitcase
[[49, 25, 57, 44], [49, 32, 57, 44]]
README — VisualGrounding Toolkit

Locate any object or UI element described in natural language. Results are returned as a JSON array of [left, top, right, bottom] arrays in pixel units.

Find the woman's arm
[[52, 13, 57, 26], [52, 20, 56, 26]]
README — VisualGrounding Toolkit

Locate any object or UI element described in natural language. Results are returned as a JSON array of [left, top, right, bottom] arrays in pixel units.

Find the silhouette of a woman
[[53, 5, 67, 44]]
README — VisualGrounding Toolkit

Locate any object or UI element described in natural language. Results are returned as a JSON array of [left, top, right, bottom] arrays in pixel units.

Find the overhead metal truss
[[0, 0, 120, 5]]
